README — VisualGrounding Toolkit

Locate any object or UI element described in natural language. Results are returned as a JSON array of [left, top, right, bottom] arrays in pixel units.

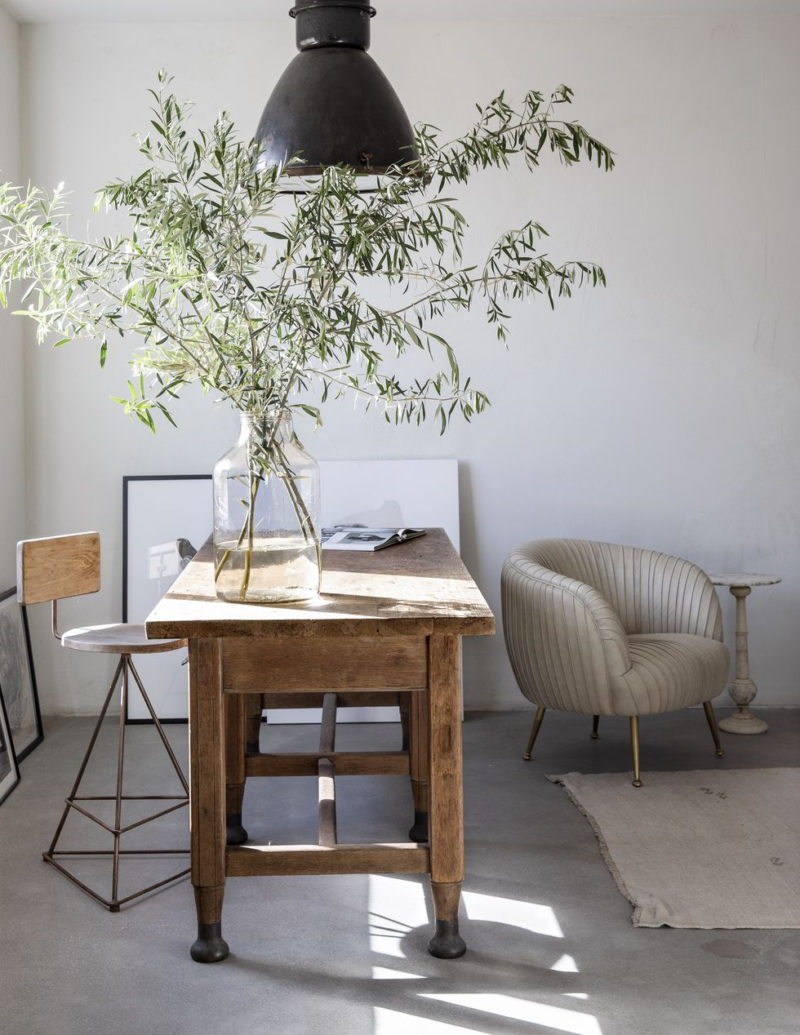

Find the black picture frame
[[122, 474, 213, 722], [0, 675, 21, 804], [0, 587, 43, 761]]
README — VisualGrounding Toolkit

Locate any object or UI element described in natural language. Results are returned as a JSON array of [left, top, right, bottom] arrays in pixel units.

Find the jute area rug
[[548, 767, 800, 929]]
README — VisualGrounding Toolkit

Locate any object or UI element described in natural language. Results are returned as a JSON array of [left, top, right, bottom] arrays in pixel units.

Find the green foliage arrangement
[[0, 72, 614, 435]]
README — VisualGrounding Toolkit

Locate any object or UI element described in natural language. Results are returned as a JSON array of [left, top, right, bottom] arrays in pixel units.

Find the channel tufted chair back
[[524, 539, 723, 639], [501, 539, 729, 786]]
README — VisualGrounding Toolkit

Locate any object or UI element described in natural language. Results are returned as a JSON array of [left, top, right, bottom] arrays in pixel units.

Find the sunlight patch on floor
[[365, 883, 600, 1031], [368, 874, 429, 958], [461, 890, 565, 938], [419, 994, 603, 1035], [552, 953, 589, 998]]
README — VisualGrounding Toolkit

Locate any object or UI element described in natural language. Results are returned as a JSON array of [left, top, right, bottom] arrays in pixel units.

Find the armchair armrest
[[501, 548, 631, 716]]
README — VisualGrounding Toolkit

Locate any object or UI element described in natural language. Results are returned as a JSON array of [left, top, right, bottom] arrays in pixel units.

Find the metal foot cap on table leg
[[428, 919, 466, 959], [191, 922, 229, 963], [226, 813, 248, 846]]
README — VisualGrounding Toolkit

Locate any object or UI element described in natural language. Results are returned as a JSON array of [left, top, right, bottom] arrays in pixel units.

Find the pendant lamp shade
[[255, 1, 417, 176]]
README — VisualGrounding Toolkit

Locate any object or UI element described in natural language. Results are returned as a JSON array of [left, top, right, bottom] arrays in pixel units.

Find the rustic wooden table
[[146, 528, 495, 963]]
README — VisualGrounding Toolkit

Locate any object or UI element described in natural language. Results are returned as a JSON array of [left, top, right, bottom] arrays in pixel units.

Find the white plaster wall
[[0, 7, 24, 589], [18, 13, 800, 713]]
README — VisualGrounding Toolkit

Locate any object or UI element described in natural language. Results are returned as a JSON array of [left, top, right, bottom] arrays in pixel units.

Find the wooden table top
[[145, 528, 495, 641]]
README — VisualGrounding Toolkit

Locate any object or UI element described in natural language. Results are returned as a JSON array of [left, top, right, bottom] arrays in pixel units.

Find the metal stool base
[[45, 654, 190, 911], [43, 851, 190, 913]]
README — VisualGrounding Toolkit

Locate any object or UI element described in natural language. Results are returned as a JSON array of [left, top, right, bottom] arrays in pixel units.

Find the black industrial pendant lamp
[[254, 0, 417, 178]]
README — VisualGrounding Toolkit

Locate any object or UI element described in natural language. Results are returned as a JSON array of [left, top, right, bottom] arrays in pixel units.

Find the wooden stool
[[17, 532, 190, 911]]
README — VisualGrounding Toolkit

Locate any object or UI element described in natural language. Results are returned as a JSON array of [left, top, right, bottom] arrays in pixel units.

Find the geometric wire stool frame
[[43, 654, 190, 912]]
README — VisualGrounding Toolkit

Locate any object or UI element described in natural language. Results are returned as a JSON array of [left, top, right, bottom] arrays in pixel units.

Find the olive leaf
[[0, 70, 614, 434]]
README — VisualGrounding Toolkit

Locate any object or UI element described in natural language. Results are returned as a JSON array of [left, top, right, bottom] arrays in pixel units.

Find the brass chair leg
[[629, 716, 642, 787], [703, 700, 724, 757], [591, 715, 600, 739], [523, 706, 546, 760]]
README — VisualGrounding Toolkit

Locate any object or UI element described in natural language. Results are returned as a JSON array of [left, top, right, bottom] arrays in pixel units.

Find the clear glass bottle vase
[[212, 409, 321, 603]]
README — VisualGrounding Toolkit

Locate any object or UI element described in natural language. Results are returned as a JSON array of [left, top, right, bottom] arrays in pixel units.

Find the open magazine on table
[[321, 526, 427, 551]]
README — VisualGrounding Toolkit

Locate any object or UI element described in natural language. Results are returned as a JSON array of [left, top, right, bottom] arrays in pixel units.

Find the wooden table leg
[[246, 693, 264, 755], [427, 634, 466, 959], [409, 689, 430, 843], [225, 693, 248, 846], [188, 638, 229, 963]]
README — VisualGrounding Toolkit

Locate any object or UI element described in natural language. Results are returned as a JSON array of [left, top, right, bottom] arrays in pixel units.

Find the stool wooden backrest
[[17, 532, 101, 605]]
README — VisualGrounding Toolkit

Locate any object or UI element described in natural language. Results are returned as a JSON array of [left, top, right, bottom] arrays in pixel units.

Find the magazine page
[[321, 527, 426, 551]]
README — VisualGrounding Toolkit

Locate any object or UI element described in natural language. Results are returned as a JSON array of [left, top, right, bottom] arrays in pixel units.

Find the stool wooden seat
[[61, 623, 184, 654], [17, 532, 190, 911]]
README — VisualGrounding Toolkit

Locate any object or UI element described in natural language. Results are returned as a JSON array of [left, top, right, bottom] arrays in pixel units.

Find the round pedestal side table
[[710, 573, 781, 735]]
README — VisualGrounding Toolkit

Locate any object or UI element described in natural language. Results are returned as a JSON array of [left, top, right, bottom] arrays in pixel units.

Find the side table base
[[719, 709, 768, 735]]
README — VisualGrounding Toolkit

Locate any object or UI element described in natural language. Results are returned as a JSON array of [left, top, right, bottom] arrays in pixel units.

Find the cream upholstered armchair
[[501, 539, 730, 786]]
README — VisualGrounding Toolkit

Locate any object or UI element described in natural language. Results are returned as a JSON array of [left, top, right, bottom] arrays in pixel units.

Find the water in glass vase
[[213, 408, 321, 603], [214, 535, 319, 603]]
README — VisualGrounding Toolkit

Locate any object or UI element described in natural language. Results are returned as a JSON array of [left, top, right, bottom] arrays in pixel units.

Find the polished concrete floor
[[1, 707, 798, 1035]]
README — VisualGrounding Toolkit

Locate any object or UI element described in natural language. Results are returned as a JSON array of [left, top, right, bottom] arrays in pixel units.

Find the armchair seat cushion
[[612, 633, 730, 716]]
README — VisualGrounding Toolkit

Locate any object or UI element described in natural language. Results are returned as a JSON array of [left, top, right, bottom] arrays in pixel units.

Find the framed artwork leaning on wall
[[123, 475, 213, 721], [0, 587, 43, 761], [0, 677, 20, 804]]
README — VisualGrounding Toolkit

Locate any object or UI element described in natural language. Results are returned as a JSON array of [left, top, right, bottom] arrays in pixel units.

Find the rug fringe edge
[[547, 773, 641, 926]]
